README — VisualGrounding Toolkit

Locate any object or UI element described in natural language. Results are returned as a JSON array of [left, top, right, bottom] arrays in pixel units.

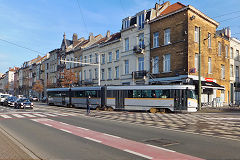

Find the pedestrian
[[86, 95, 91, 115]]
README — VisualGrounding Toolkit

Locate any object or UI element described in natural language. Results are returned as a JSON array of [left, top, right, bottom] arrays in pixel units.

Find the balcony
[[132, 70, 147, 79], [57, 64, 66, 71], [133, 45, 145, 54], [83, 79, 94, 85]]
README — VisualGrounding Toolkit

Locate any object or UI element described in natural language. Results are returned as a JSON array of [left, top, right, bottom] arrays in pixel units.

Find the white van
[[0, 94, 10, 105]]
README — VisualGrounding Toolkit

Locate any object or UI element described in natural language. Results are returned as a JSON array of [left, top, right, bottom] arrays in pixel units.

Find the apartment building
[[149, 2, 230, 105], [230, 37, 240, 104]]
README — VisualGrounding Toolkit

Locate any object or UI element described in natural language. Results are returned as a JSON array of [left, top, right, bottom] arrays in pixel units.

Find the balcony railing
[[132, 70, 147, 79], [133, 45, 145, 54]]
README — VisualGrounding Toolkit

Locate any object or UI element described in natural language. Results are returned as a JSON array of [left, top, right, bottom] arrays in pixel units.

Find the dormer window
[[138, 13, 144, 30], [123, 19, 130, 29]]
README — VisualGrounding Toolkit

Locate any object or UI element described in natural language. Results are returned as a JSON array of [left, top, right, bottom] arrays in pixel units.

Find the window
[[84, 56, 87, 63], [153, 56, 159, 74], [195, 27, 199, 43], [163, 54, 171, 72], [230, 47, 233, 59], [138, 13, 144, 29], [221, 65, 225, 79], [218, 42, 221, 56], [102, 54, 105, 64], [123, 19, 130, 29], [95, 53, 98, 63], [153, 32, 159, 48], [115, 66, 119, 79], [208, 33, 211, 48], [195, 53, 199, 71], [116, 50, 119, 61], [237, 50, 240, 61], [108, 52, 112, 63], [225, 45, 228, 58], [230, 65, 233, 77], [101, 69, 105, 80], [84, 70, 86, 80], [125, 38, 129, 51], [208, 57, 211, 74], [164, 28, 170, 45], [138, 57, 144, 71], [125, 60, 129, 74], [236, 66, 239, 82], [139, 33, 144, 49], [89, 70, 92, 80], [79, 71, 82, 81], [80, 56, 83, 66], [108, 68, 112, 80], [89, 54, 92, 63], [95, 68, 98, 79]]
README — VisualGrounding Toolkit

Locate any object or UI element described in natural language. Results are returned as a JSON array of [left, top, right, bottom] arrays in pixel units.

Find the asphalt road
[[1, 104, 240, 160]]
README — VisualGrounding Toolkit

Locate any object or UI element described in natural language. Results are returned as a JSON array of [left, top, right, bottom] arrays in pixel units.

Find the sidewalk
[[0, 126, 38, 160], [197, 106, 240, 113]]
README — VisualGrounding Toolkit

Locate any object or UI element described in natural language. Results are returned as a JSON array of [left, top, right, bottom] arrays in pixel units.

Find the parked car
[[3, 96, 17, 107], [14, 98, 33, 109], [0, 94, 9, 105], [31, 96, 39, 101]]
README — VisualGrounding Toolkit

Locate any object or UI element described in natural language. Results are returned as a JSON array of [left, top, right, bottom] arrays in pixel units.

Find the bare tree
[[32, 80, 44, 99]]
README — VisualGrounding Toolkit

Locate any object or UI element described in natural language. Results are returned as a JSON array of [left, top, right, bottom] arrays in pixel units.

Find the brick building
[[149, 2, 230, 105]]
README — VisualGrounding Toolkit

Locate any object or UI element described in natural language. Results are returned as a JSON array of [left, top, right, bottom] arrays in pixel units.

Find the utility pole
[[198, 27, 202, 111]]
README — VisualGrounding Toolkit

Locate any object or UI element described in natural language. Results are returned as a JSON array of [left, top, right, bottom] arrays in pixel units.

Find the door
[[62, 96, 65, 106], [174, 89, 187, 111], [115, 90, 124, 109]]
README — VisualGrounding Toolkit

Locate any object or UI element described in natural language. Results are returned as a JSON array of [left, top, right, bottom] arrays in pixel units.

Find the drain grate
[[143, 138, 179, 146]]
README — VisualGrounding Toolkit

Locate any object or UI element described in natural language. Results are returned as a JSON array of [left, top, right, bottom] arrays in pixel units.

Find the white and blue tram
[[47, 85, 198, 112]]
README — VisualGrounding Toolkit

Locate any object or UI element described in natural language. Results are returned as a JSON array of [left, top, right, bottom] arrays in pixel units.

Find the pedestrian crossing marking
[[22, 114, 36, 118], [0, 115, 11, 118], [34, 113, 47, 117], [12, 114, 24, 118]]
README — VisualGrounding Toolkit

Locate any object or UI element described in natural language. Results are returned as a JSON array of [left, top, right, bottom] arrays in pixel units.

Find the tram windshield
[[188, 90, 197, 99]]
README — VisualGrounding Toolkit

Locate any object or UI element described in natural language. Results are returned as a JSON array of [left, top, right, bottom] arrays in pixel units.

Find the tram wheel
[[150, 108, 157, 113], [96, 106, 100, 111], [107, 107, 113, 111]]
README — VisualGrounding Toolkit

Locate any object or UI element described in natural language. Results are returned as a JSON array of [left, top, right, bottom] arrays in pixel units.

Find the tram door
[[62, 96, 65, 105], [115, 90, 124, 109], [174, 89, 187, 111]]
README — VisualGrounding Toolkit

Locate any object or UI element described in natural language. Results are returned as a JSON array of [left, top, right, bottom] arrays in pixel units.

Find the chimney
[[63, 32, 66, 40], [89, 33, 94, 42], [73, 33, 78, 47], [106, 30, 111, 38]]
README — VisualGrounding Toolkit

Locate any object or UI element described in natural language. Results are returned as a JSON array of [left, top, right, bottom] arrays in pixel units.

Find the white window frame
[[108, 68, 112, 80], [221, 65, 225, 79], [195, 27, 199, 43], [94, 68, 98, 79], [195, 53, 199, 72], [125, 60, 129, 74], [236, 66, 239, 82], [230, 47, 233, 59], [164, 28, 170, 45], [163, 54, 171, 72], [153, 56, 159, 74], [116, 50, 119, 61], [225, 45, 228, 58], [101, 69, 105, 80], [102, 54, 105, 64], [139, 33, 144, 49], [138, 57, 144, 71], [108, 52, 112, 63], [208, 33, 211, 48], [138, 13, 144, 30], [89, 54, 92, 63], [115, 66, 119, 79], [208, 57, 212, 74], [153, 32, 159, 48], [230, 65, 233, 77], [125, 38, 129, 51]]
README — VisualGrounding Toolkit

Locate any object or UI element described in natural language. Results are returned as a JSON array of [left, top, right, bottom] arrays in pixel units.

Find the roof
[[160, 2, 186, 16]]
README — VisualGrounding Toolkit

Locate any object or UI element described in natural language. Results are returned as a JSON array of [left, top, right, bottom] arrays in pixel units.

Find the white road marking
[[43, 113, 58, 117], [60, 122, 69, 125], [124, 149, 152, 159], [60, 129, 72, 133], [0, 115, 11, 118], [84, 137, 102, 143], [33, 113, 47, 117], [76, 127, 89, 130], [103, 133, 121, 139], [12, 114, 25, 118], [22, 114, 36, 117], [146, 144, 175, 152], [44, 124, 53, 127]]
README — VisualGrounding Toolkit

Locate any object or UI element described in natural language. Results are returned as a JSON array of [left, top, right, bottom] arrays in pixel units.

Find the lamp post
[[69, 81, 72, 107], [198, 27, 201, 111]]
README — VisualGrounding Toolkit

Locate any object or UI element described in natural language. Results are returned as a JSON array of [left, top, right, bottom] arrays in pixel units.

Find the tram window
[[162, 90, 170, 98], [86, 91, 97, 97], [127, 90, 133, 98], [142, 90, 152, 98], [188, 90, 197, 99], [133, 90, 141, 98], [107, 90, 114, 98], [154, 90, 171, 98], [75, 91, 85, 97]]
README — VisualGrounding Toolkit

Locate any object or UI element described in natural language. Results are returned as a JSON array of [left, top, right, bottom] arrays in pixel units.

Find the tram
[[47, 85, 198, 113]]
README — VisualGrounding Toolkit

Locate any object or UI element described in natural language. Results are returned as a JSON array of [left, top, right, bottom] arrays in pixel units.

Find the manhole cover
[[143, 138, 179, 146]]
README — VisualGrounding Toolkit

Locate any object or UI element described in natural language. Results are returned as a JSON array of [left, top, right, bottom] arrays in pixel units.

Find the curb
[[0, 125, 41, 160]]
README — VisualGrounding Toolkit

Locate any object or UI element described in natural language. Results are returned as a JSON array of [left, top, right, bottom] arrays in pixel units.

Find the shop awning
[[193, 80, 225, 90]]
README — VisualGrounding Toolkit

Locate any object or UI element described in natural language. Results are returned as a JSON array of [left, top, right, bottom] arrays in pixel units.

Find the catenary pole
[[198, 27, 202, 111]]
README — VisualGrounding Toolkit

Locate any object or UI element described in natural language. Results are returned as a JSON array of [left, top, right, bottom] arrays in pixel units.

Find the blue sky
[[0, 0, 240, 74]]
